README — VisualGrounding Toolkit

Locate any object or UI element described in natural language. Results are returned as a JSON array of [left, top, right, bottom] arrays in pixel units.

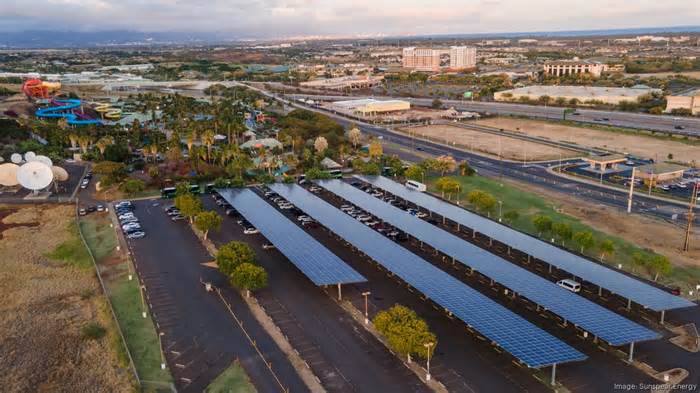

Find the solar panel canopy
[[317, 179, 660, 346], [217, 188, 366, 286], [356, 175, 695, 312], [269, 183, 586, 368]]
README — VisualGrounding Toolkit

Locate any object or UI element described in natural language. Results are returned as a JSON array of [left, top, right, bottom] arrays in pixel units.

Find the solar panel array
[[318, 180, 660, 346], [269, 183, 587, 368], [356, 175, 695, 312], [217, 188, 366, 286]]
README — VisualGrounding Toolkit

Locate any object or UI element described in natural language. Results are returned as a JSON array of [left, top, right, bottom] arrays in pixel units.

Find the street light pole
[[362, 291, 371, 324], [159, 332, 166, 370], [498, 201, 503, 222], [424, 342, 434, 381]]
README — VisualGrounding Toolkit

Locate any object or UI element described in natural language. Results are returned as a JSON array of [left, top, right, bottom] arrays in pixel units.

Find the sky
[[1, 0, 699, 38]]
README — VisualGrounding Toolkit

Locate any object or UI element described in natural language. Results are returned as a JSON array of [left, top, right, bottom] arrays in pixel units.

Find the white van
[[405, 180, 427, 192], [557, 279, 581, 293]]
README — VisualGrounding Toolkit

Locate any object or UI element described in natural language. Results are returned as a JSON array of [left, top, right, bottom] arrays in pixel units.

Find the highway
[[245, 84, 698, 229], [286, 93, 700, 136]]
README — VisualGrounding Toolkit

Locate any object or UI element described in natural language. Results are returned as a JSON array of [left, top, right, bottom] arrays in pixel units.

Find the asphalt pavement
[[203, 195, 431, 393], [125, 199, 309, 393]]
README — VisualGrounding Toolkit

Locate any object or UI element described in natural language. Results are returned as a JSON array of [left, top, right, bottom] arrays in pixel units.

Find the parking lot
[[124, 199, 309, 393], [204, 195, 430, 393]]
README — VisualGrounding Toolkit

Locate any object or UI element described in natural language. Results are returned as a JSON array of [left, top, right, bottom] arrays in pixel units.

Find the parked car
[[78, 208, 87, 216], [262, 243, 276, 250], [243, 227, 259, 235], [118, 213, 135, 220], [300, 220, 318, 228], [127, 231, 146, 239], [96, 205, 105, 212], [556, 279, 581, 293], [120, 217, 140, 224], [122, 224, 142, 231], [171, 215, 185, 221]]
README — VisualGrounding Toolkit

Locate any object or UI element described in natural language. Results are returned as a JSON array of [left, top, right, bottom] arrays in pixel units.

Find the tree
[[632, 252, 646, 273], [118, 178, 145, 194], [599, 239, 615, 262], [95, 136, 113, 157], [434, 155, 457, 176], [216, 241, 256, 277], [573, 231, 594, 254], [368, 139, 383, 158], [431, 98, 443, 109], [648, 255, 671, 281], [314, 136, 328, 154], [458, 161, 475, 176], [532, 215, 553, 237], [230, 262, 268, 297], [195, 211, 223, 240], [467, 190, 496, 213], [405, 165, 425, 182], [373, 304, 436, 363], [174, 194, 202, 223], [552, 222, 573, 246], [201, 130, 216, 163], [435, 177, 461, 200], [348, 126, 362, 149], [503, 210, 519, 224]]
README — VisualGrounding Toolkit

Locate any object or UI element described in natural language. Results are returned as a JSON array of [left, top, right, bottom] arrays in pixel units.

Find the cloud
[[0, 0, 698, 37]]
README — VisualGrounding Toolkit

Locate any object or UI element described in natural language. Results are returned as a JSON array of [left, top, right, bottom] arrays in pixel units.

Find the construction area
[[475, 117, 700, 165], [396, 123, 581, 161]]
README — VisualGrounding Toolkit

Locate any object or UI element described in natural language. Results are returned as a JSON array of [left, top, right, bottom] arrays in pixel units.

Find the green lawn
[[80, 215, 173, 384], [46, 221, 93, 269], [425, 174, 700, 293], [205, 361, 256, 393]]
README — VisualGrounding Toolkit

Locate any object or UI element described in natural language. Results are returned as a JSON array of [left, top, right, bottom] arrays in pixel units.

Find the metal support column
[[660, 310, 665, 325], [627, 298, 632, 311], [628, 342, 635, 363], [550, 363, 557, 386], [337, 283, 342, 301]]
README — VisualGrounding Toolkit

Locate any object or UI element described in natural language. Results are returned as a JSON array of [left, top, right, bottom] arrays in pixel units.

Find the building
[[583, 154, 628, 173], [402, 46, 476, 72], [402, 47, 440, 72], [543, 60, 608, 77], [299, 75, 384, 90], [331, 99, 410, 116], [665, 92, 700, 115], [494, 85, 661, 105], [449, 46, 477, 69], [636, 163, 687, 186]]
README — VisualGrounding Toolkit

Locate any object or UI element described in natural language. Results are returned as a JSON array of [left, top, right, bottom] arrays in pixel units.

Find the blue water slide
[[35, 99, 102, 125]]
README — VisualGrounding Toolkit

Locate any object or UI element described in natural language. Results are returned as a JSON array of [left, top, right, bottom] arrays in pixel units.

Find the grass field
[[425, 174, 700, 293], [46, 221, 93, 269], [80, 214, 173, 385], [205, 361, 257, 393]]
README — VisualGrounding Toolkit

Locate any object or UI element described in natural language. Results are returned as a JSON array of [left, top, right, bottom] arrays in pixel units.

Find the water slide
[[35, 99, 103, 125], [22, 79, 61, 99], [94, 103, 122, 120]]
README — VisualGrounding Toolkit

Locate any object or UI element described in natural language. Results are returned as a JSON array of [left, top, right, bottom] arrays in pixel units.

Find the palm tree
[[68, 133, 79, 149], [201, 130, 215, 163], [77, 135, 91, 154], [186, 130, 197, 157], [95, 136, 113, 157]]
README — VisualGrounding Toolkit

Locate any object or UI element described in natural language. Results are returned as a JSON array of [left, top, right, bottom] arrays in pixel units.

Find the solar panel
[[217, 188, 366, 286], [357, 175, 695, 312], [318, 179, 660, 346], [269, 183, 587, 368]]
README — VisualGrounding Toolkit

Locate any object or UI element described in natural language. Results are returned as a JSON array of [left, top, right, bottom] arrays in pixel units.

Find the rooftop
[[499, 85, 661, 98], [636, 163, 688, 175]]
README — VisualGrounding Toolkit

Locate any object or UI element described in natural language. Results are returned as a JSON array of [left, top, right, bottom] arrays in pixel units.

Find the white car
[[118, 213, 135, 220], [243, 227, 259, 235], [262, 243, 275, 250], [127, 231, 146, 239], [120, 217, 139, 224], [279, 203, 294, 210], [96, 205, 105, 212], [122, 224, 142, 231]]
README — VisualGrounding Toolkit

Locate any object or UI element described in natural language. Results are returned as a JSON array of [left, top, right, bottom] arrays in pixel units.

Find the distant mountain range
[[0, 26, 699, 49]]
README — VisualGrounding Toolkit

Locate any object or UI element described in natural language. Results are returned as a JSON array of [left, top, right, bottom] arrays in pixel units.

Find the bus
[[161, 187, 177, 199], [327, 169, 343, 179], [405, 180, 427, 192]]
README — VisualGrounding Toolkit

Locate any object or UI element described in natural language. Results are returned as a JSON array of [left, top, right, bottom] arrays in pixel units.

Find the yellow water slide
[[94, 103, 122, 120]]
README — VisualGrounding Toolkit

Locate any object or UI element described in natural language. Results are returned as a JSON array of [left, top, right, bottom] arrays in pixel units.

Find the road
[[285, 93, 700, 137], [125, 200, 309, 393]]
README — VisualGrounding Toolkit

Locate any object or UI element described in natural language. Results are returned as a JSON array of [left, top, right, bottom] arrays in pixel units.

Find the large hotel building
[[402, 46, 476, 72]]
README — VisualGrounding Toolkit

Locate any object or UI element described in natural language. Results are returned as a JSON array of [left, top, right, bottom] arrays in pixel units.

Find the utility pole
[[627, 167, 636, 213], [362, 291, 371, 324], [683, 183, 698, 252]]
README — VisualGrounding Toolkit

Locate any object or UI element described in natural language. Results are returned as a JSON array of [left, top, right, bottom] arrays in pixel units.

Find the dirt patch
[[476, 117, 700, 164], [500, 179, 700, 268], [0, 207, 39, 238], [398, 124, 579, 161], [0, 204, 131, 393]]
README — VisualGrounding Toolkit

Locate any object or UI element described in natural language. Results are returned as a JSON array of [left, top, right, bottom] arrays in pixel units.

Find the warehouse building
[[330, 99, 411, 116]]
